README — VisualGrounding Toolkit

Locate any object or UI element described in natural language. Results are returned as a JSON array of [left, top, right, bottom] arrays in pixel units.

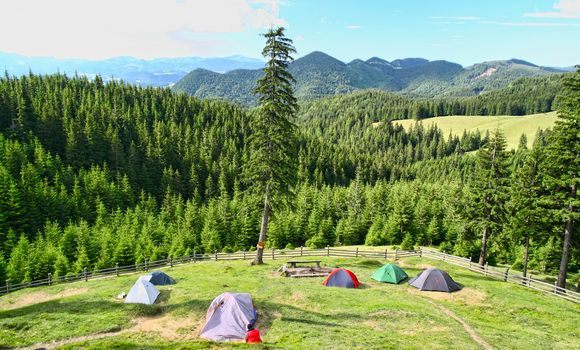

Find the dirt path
[[17, 315, 199, 349], [17, 330, 124, 350], [424, 298, 493, 350]]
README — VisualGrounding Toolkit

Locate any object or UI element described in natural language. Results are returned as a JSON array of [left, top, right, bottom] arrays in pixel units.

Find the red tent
[[323, 268, 360, 288]]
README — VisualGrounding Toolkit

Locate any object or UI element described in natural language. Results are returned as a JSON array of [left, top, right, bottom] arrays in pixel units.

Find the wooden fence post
[[272, 249, 275, 260], [48, 273, 52, 286], [169, 257, 173, 267], [193, 249, 196, 263], [419, 248, 422, 258], [528, 274, 533, 288], [84, 267, 88, 282], [356, 247, 359, 258], [300, 246, 303, 256], [469, 260, 472, 270], [243, 250, 246, 260], [384, 249, 388, 259], [394, 249, 398, 260], [504, 267, 510, 282], [327, 246, 330, 257], [144, 259, 148, 272], [443, 253, 446, 262], [554, 281, 558, 294], [215, 250, 218, 261], [6, 280, 10, 293], [484, 263, 488, 276], [116, 263, 119, 276]]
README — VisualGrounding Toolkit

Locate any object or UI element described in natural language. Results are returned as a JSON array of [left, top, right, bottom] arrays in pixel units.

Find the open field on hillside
[[1, 253, 578, 350], [393, 112, 558, 149]]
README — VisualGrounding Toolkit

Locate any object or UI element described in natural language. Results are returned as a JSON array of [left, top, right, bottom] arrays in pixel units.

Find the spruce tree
[[541, 67, 580, 288], [466, 129, 510, 265], [244, 27, 298, 264], [506, 138, 546, 277]]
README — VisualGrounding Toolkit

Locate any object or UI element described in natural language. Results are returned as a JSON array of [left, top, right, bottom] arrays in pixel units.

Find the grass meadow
[[393, 112, 558, 150], [0, 253, 578, 349]]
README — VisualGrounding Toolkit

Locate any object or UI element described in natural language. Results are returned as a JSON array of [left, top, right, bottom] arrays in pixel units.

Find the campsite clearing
[[1, 254, 579, 349]]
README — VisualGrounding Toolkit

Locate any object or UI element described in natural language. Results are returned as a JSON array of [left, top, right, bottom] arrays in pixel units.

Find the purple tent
[[408, 268, 462, 292], [199, 292, 256, 341]]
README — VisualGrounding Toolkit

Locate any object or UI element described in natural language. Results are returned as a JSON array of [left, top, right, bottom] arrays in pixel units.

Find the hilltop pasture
[[393, 112, 557, 149]]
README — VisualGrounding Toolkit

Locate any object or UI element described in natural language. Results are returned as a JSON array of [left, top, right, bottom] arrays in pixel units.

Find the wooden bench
[[287, 260, 321, 269]]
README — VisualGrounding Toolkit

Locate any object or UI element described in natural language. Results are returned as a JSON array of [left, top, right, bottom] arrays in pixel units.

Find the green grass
[[393, 112, 558, 149], [1, 254, 578, 350]]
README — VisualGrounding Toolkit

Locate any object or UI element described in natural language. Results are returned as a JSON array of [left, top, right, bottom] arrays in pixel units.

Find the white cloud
[[345, 25, 362, 29], [296, 35, 305, 41], [478, 20, 580, 27], [524, 0, 580, 19], [0, 0, 286, 59]]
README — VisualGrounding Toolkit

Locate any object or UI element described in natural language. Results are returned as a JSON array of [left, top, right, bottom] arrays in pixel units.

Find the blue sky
[[1, 0, 579, 66]]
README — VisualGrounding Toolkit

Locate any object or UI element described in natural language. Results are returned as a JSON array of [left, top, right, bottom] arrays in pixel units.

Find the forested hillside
[[0, 73, 577, 289], [173, 51, 566, 105]]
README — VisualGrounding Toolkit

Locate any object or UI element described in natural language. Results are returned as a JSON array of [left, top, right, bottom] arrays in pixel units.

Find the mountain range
[[172, 51, 572, 105], [0, 51, 264, 87]]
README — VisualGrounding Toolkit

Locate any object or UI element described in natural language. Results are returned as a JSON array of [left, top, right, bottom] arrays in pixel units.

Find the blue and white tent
[[125, 279, 160, 304]]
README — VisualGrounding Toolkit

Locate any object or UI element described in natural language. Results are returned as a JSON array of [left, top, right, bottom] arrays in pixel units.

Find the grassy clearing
[[393, 112, 557, 149], [1, 253, 578, 350]]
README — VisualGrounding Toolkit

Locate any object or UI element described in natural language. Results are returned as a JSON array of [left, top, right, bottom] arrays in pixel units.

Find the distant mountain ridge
[[0, 51, 265, 87], [173, 51, 570, 105]]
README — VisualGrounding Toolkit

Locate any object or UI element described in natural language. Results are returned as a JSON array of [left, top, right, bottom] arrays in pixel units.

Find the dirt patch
[[363, 320, 384, 331], [399, 328, 418, 336], [289, 291, 305, 302], [398, 260, 436, 270], [409, 287, 487, 306], [368, 310, 417, 318], [1, 287, 89, 310], [130, 315, 199, 340]]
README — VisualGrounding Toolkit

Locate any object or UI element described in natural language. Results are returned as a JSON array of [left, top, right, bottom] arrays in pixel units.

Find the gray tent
[[199, 292, 256, 341], [408, 268, 462, 292], [139, 271, 175, 285], [125, 279, 160, 304]]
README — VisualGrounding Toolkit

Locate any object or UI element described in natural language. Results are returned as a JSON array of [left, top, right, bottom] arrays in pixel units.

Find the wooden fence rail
[[1, 247, 578, 304]]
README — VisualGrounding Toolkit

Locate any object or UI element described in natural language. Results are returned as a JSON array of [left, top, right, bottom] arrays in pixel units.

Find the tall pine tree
[[541, 67, 580, 288], [467, 129, 510, 265], [244, 27, 298, 264]]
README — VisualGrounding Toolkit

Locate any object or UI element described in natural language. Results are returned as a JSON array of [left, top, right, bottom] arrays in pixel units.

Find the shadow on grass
[[0, 292, 212, 321]]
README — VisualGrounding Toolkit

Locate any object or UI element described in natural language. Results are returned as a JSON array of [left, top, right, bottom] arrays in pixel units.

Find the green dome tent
[[371, 263, 408, 284]]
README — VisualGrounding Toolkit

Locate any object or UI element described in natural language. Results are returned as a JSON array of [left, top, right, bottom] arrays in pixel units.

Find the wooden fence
[[1, 247, 578, 304], [0, 247, 417, 296]]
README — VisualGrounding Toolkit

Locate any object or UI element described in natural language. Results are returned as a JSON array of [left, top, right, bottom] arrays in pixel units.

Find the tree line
[[0, 69, 578, 289]]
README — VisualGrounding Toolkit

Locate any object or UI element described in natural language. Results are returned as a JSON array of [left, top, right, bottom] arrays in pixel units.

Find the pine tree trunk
[[523, 235, 529, 277], [479, 226, 488, 266], [557, 184, 575, 289], [254, 196, 270, 265]]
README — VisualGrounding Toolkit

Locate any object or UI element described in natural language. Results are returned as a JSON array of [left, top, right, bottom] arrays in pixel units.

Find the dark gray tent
[[199, 292, 256, 341], [408, 268, 462, 292], [139, 271, 175, 285]]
